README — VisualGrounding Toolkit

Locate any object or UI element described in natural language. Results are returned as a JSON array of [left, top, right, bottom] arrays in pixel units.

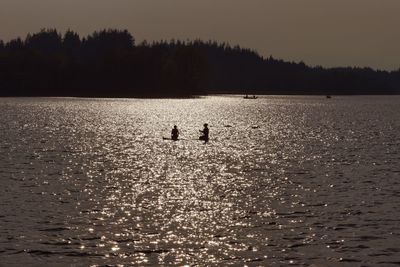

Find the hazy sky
[[1, 0, 399, 70]]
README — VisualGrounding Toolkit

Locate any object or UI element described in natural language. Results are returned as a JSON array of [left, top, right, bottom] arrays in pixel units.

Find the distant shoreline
[[1, 29, 399, 96], [0, 93, 400, 100]]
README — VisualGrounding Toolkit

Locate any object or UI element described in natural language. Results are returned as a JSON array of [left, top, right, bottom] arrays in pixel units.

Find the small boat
[[326, 95, 332, 99], [244, 95, 258, 99]]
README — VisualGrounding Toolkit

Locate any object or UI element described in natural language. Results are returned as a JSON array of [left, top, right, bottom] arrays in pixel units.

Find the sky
[[0, 0, 399, 70]]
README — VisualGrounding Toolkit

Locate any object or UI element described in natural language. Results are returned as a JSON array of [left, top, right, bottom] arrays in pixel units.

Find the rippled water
[[0, 96, 399, 266]]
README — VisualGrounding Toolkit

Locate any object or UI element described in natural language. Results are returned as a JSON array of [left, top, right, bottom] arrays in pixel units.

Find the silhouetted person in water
[[199, 123, 209, 143], [171, 125, 179, 141]]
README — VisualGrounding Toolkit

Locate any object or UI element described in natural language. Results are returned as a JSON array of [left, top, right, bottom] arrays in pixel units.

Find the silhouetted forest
[[0, 29, 399, 97]]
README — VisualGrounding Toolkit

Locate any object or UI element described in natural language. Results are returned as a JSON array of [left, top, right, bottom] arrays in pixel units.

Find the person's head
[[204, 123, 208, 127], [174, 125, 177, 129]]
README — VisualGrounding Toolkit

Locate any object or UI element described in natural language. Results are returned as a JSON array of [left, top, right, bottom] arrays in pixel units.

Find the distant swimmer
[[171, 125, 179, 141], [199, 123, 209, 143]]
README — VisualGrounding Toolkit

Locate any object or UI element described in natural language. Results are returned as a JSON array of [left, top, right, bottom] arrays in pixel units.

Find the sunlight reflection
[[3, 96, 397, 265]]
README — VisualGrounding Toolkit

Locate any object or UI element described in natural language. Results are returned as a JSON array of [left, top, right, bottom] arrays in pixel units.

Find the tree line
[[0, 29, 399, 97]]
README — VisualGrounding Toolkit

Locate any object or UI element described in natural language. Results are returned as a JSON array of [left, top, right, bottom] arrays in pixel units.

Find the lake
[[0, 96, 399, 266]]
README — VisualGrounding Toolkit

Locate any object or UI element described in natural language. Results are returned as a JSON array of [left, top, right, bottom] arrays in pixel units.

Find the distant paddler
[[199, 123, 209, 143], [171, 125, 179, 141]]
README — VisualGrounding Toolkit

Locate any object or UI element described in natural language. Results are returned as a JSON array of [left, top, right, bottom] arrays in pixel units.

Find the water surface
[[0, 96, 399, 266]]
